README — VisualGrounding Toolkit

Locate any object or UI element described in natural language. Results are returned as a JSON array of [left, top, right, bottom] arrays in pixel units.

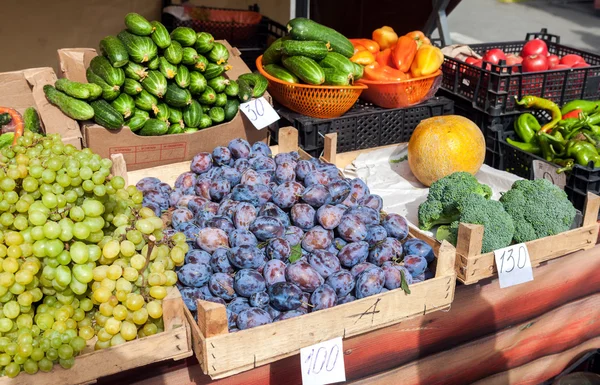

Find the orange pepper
[[391, 36, 417, 72], [404, 31, 431, 49], [364, 62, 409, 81], [372, 26, 398, 51], [376, 48, 394, 67], [350, 50, 375, 66], [349, 39, 380, 54], [410, 45, 444, 78], [353, 44, 367, 55]]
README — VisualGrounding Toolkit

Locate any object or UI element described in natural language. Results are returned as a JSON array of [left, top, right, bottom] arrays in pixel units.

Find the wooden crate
[[116, 127, 457, 379], [1, 288, 192, 385]]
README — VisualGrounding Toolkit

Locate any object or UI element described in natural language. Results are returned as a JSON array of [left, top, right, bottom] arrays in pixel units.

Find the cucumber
[[189, 72, 207, 95], [139, 119, 168, 136], [262, 37, 288, 65], [125, 13, 154, 36], [184, 128, 198, 134], [207, 76, 229, 93], [195, 55, 209, 72], [264, 64, 299, 83], [150, 21, 171, 49], [322, 68, 351, 86], [237, 78, 253, 102], [86, 68, 120, 101], [99, 36, 129, 68], [352, 63, 364, 80], [117, 30, 157, 64], [153, 103, 170, 122], [123, 62, 148, 81], [123, 78, 143, 96], [167, 123, 184, 135], [141, 70, 168, 98], [183, 100, 202, 128], [238, 73, 268, 98], [135, 90, 158, 112], [165, 83, 192, 107], [287, 18, 354, 58], [55, 78, 91, 100], [148, 56, 159, 70], [164, 41, 183, 65], [195, 32, 214, 54], [44, 85, 95, 121], [168, 107, 183, 125], [23, 108, 42, 134], [111, 93, 136, 118], [209, 107, 225, 124], [86, 83, 103, 100], [182, 47, 199, 66], [159, 57, 178, 79], [170, 27, 197, 47], [224, 80, 239, 97], [319, 52, 354, 74], [0, 114, 10, 127], [204, 63, 227, 79], [198, 115, 212, 129], [90, 100, 124, 130], [224, 98, 240, 122], [201, 105, 211, 114], [90, 56, 125, 88], [207, 43, 229, 65], [199, 86, 217, 105], [283, 56, 325, 85], [214, 93, 228, 107], [282, 40, 330, 61], [175, 65, 190, 88], [125, 110, 149, 132]]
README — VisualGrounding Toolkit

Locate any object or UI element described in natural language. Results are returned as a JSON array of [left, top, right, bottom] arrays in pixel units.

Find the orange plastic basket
[[256, 56, 367, 119], [357, 71, 442, 109]]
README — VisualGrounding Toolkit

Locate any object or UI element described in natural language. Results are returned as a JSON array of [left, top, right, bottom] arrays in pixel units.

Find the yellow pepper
[[350, 50, 375, 66], [410, 45, 444, 78]]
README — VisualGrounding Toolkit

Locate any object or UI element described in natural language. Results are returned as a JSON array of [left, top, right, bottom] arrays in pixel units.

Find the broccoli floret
[[499, 179, 576, 243], [418, 172, 493, 230], [436, 193, 515, 253]]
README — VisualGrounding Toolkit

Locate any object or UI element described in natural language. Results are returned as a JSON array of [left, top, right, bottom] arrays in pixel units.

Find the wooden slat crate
[[118, 127, 457, 379]]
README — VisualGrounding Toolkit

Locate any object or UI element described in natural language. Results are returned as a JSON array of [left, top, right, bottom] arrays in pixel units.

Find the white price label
[[494, 243, 534, 288], [300, 337, 346, 385], [239, 97, 280, 130], [532, 160, 566, 189]]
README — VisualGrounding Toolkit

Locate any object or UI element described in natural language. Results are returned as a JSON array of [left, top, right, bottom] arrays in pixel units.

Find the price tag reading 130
[[300, 337, 346, 385], [494, 243, 534, 288], [239, 97, 280, 130]]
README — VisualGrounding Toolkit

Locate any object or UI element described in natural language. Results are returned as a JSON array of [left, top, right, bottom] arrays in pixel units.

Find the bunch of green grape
[[0, 131, 185, 378]]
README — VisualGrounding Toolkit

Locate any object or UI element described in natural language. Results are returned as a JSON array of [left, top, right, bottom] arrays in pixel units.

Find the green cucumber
[[287, 18, 354, 58], [123, 78, 143, 96], [111, 93, 136, 118], [198, 115, 212, 129], [184, 128, 199, 134], [262, 37, 288, 66], [183, 100, 202, 128], [283, 56, 325, 85], [125, 13, 154, 36], [90, 56, 125, 87], [175, 65, 190, 88], [167, 123, 184, 135], [44, 85, 95, 121], [135, 90, 157, 112], [207, 43, 229, 64], [153, 103, 170, 122], [123, 62, 148, 81], [199, 86, 217, 105], [139, 119, 168, 136], [24, 108, 42, 134], [237, 78, 253, 102], [168, 107, 183, 125], [99, 36, 129, 68], [55, 78, 91, 100], [207, 76, 229, 93], [209, 107, 225, 124], [282, 40, 330, 61], [224, 80, 239, 97], [147, 56, 159, 70], [352, 63, 364, 80], [90, 99, 124, 129], [165, 83, 192, 107], [195, 55, 209, 72], [125, 110, 149, 132], [322, 68, 351, 86], [264, 64, 299, 83], [214, 93, 227, 107], [238, 73, 268, 98], [204, 63, 227, 79], [182, 47, 199, 66], [201, 105, 211, 114], [224, 98, 240, 122], [319, 52, 354, 75], [164, 41, 183, 65], [86, 68, 120, 101], [170, 27, 196, 47], [195, 32, 214, 54], [189, 72, 207, 95], [117, 30, 157, 64], [86, 83, 103, 100], [159, 57, 178, 79], [150, 21, 171, 49], [141, 70, 168, 98]]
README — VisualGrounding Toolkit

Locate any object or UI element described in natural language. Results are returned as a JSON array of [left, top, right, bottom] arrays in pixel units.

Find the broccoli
[[499, 179, 576, 243], [436, 193, 515, 253], [418, 172, 493, 230]]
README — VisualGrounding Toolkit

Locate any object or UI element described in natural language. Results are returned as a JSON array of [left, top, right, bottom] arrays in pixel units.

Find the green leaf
[[400, 270, 411, 295], [389, 155, 408, 164], [288, 243, 303, 263]]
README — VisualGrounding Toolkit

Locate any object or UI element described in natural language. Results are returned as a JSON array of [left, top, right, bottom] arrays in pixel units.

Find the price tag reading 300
[[300, 337, 346, 385], [239, 97, 280, 130], [494, 243, 534, 288]]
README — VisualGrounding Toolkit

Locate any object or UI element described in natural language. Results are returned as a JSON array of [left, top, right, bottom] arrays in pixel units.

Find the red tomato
[[482, 48, 506, 65], [471, 59, 482, 68], [465, 57, 479, 65], [522, 54, 549, 72], [560, 54, 585, 67], [550, 64, 571, 70], [501, 54, 522, 73], [547, 55, 559, 68], [572, 62, 590, 68], [521, 39, 548, 57]]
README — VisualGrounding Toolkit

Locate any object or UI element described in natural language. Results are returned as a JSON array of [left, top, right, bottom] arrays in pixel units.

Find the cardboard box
[[0, 67, 82, 148], [57, 41, 268, 171]]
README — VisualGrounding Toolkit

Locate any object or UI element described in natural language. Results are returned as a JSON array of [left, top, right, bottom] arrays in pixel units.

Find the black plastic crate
[[441, 28, 600, 116], [540, 349, 600, 385], [270, 97, 454, 157]]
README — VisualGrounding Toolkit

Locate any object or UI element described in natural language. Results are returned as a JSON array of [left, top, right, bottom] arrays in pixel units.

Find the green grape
[[24, 358, 39, 374], [46, 347, 58, 361], [5, 362, 21, 378], [82, 180, 95, 192], [0, 353, 11, 366], [38, 356, 53, 372]]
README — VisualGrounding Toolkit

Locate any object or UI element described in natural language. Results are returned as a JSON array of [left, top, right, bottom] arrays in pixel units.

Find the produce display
[[44, 13, 267, 135], [0, 107, 42, 147], [507, 97, 600, 172], [0, 130, 188, 378], [136, 138, 437, 331]]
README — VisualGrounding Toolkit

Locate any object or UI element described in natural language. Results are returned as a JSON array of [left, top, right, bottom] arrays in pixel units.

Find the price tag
[[300, 337, 346, 385], [532, 160, 566, 189], [494, 243, 534, 288], [239, 97, 280, 130]]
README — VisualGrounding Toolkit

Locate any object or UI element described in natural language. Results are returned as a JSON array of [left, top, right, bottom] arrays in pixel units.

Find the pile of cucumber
[[262, 18, 363, 86], [44, 13, 268, 136]]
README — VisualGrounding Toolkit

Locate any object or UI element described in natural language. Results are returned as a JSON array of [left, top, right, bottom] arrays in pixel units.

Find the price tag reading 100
[[300, 337, 346, 385], [494, 243, 534, 289]]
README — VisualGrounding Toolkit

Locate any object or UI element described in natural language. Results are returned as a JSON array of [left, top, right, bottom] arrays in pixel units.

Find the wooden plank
[[277, 126, 298, 154], [196, 300, 228, 339], [583, 191, 600, 227], [110, 153, 128, 186], [323, 133, 337, 165]]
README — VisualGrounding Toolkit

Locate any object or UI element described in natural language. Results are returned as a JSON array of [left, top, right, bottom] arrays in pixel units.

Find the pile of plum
[[137, 139, 436, 331]]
